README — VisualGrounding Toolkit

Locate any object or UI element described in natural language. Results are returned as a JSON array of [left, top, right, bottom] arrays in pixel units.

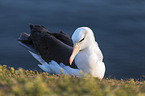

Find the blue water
[[0, 0, 145, 79]]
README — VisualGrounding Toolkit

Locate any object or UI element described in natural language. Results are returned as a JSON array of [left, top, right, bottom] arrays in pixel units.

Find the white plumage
[[70, 27, 105, 79], [29, 51, 82, 77]]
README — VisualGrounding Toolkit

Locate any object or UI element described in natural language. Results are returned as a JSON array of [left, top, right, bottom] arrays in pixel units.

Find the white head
[[72, 27, 95, 50], [69, 27, 95, 64]]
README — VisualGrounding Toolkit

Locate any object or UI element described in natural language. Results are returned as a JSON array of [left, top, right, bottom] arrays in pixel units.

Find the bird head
[[69, 27, 95, 65]]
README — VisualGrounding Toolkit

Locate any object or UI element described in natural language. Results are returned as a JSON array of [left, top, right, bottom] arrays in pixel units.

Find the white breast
[[74, 43, 105, 79]]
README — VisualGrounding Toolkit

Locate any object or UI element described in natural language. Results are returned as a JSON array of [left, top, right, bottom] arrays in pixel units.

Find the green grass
[[0, 65, 145, 96]]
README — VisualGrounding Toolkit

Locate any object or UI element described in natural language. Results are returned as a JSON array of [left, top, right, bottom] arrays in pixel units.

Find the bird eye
[[79, 37, 85, 42], [79, 32, 87, 42]]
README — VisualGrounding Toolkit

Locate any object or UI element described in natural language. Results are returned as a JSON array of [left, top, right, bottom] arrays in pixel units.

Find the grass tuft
[[0, 65, 144, 96]]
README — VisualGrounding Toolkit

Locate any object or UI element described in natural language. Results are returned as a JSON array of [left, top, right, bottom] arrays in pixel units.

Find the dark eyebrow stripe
[[79, 32, 87, 42], [79, 37, 85, 42]]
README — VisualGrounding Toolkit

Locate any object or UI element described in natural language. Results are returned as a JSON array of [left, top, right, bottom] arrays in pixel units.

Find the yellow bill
[[69, 43, 80, 65]]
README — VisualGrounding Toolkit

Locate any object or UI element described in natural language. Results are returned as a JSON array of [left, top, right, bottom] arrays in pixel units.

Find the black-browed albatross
[[18, 24, 105, 79]]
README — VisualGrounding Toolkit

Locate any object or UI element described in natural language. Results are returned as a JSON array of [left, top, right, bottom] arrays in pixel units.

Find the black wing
[[18, 24, 77, 68]]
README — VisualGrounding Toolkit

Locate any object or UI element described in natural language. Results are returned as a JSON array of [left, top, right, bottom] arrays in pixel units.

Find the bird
[[69, 27, 105, 79], [18, 24, 105, 79]]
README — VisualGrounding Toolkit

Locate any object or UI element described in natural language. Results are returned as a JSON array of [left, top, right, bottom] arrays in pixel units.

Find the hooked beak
[[69, 43, 80, 65]]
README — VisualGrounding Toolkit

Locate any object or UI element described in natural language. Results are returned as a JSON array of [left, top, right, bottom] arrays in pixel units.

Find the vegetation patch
[[0, 65, 145, 96]]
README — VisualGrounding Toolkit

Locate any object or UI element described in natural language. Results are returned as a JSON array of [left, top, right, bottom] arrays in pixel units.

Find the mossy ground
[[0, 65, 145, 96]]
